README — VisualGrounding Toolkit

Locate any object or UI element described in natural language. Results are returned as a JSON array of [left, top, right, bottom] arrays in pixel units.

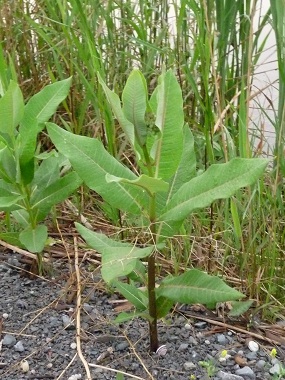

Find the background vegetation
[[0, 0, 284, 320]]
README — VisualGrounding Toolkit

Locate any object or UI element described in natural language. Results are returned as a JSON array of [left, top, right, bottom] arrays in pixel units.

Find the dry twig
[[74, 236, 92, 380]]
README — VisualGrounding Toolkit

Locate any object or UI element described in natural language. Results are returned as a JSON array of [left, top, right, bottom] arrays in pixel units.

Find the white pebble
[[70, 342, 77, 349], [2, 313, 8, 319], [204, 339, 211, 345], [20, 360, 29, 373], [156, 344, 167, 356], [47, 362, 53, 369], [248, 340, 259, 352], [184, 323, 192, 330], [67, 374, 82, 380]]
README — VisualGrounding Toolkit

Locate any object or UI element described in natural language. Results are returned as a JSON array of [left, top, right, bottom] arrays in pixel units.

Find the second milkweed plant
[[47, 69, 268, 352]]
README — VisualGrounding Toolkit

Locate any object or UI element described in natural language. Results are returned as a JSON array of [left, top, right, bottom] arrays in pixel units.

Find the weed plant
[[0, 0, 285, 317]]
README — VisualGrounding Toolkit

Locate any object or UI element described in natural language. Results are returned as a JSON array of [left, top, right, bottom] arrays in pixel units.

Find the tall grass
[[0, 0, 284, 318]]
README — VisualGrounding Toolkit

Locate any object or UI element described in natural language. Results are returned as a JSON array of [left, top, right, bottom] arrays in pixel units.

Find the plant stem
[[148, 251, 158, 351], [148, 195, 158, 352]]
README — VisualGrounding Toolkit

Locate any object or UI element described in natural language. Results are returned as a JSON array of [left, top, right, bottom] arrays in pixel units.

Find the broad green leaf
[[31, 171, 82, 220], [122, 69, 148, 146], [159, 158, 268, 227], [31, 155, 61, 195], [0, 232, 24, 248], [17, 119, 44, 185], [76, 223, 154, 282], [150, 70, 184, 179], [21, 77, 72, 129], [228, 300, 254, 317], [112, 280, 148, 311], [168, 126, 196, 198], [19, 224, 48, 253], [156, 126, 196, 217], [97, 73, 135, 147], [156, 296, 174, 319], [128, 259, 147, 283], [12, 209, 30, 227], [106, 173, 169, 195], [0, 80, 24, 140], [0, 145, 16, 183], [156, 269, 244, 307], [0, 193, 23, 211], [47, 123, 148, 214]]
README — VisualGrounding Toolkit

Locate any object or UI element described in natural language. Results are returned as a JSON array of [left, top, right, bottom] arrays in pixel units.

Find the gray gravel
[[0, 255, 285, 380]]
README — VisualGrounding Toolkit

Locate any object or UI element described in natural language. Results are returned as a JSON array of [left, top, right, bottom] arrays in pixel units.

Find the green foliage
[[0, 78, 82, 270], [47, 69, 268, 351]]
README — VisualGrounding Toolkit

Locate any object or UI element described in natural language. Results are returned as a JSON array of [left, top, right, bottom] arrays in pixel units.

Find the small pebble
[[246, 351, 257, 360], [217, 334, 227, 345], [204, 339, 211, 345], [3, 334, 17, 347], [20, 360, 29, 373], [14, 341, 25, 352], [15, 299, 28, 309], [46, 362, 53, 369], [83, 303, 93, 312], [194, 321, 207, 329], [183, 361, 196, 370], [2, 313, 9, 319], [256, 359, 266, 369], [116, 341, 129, 351], [248, 340, 259, 352], [178, 343, 189, 351], [62, 314, 75, 330], [67, 375, 82, 380], [70, 342, 77, 349], [184, 323, 192, 330], [235, 365, 256, 379], [218, 371, 244, 380]]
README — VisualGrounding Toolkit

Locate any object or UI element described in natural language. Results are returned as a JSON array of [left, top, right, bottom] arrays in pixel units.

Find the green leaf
[[12, 209, 30, 227], [31, 155, 61, 195], [106, 173, 169, 195], [0, 232, 24, 248], [0, 80, 24, 141], [17, 119, 43, 185], [114, 311, 149, 323], [156, 269, 244, 307], [122, 69, 148, 146], [47, 123, 148, 214], [156, 296, 174, 319], [21, 77, 72, 128], [116, 373, 125, 380], [150, 70, 184, 179], [168, 126, 196, 197], [19, 224, 48, 253], [159, 158, 268, 233], [156, 126, 196, 218], [112, 280, 148, 311], [0, 145, 16, 183], [0, 183, 22, 210], [17, 78, 72, 184], [230, 197, 242, 238], [128, 259, 147, 283], [228, 300, 254, 317], [31, 171, 83, 221], [97, 73, 135, 147], [76, 223, 154, 282], [0, 195, 22, 211]]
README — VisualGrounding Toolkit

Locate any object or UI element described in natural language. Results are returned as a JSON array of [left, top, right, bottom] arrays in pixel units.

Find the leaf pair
[[0, 78, 82, 254]]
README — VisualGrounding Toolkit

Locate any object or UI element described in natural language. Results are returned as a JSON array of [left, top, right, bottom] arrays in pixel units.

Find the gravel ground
[[0, 253, 285, 380]]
